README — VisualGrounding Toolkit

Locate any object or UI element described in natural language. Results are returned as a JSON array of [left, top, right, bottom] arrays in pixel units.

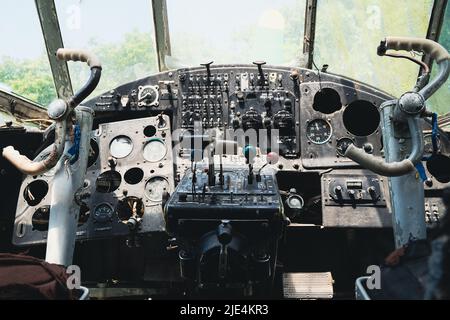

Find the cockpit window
[[165, 0, 306, 68], [0, 2, 56, 106], [428, 3, 450, 116], [314, 0, 434, 97], [55, 0, 159, 97]]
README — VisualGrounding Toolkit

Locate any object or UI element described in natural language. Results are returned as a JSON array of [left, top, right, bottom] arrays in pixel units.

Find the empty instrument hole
[[124, 167, 144, 185], [23, 180, 49, 206], [427, 154, 450, 183], [116, 196, 144, 222], [96, 170, 122, 193], [88, 139, 99, 167], [343, 100, 380, 136], [32, 206, 50, 231], [144, 125, 157, 137], [313, 88, 342, 114]]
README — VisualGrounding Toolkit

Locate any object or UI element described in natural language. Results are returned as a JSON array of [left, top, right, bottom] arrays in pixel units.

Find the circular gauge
[[138, 85, 159, 107], [93, 203, 114, 223], [145, 177, 170, 202], [143, 139, 167, 162], [306, 119, 332, 144], [287, 195, 304, 210], [110, 136, 133, 159], [424, 134, 441, 154], [336, 137, 355, 156]]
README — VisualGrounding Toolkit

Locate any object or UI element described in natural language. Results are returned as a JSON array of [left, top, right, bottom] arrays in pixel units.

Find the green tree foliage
[[314, 0, 434, 97], [0, 31, 157, 106], [428, 5, 450, 116], [0, 3, 447, 116], [68, 31, 158, 98], [0, 55, 55, 105]]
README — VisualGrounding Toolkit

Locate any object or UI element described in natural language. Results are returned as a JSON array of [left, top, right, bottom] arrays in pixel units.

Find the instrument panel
[[300, 82, 385, 169], [11, 64, 450, 245], [13, 115, 174, 246]]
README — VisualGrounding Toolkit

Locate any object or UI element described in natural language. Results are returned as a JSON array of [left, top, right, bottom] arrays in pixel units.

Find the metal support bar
[[422, 0, 448, 73], [151, 0, 172, 71], [35, 0, 73, 100], [302, 0, 318, 69], [45, 106, 94, 266], [381, 104, 427, 248]]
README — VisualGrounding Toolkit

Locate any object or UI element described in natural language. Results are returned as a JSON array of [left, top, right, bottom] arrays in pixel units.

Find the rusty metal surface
[[0, 89, 48, 128], [152, 0, 172, 72], [35, 0, 73, 99], [303, 0, 318, 69]]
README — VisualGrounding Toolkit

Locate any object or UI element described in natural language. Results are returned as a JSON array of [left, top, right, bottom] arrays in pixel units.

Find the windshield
[[314, 0, 434, 97], [0, 1, 56, 106], [0, 0, 447, 115], [428, 2, 450, 116], [55, 0, 159, 98], [165, 0, 306, 68]]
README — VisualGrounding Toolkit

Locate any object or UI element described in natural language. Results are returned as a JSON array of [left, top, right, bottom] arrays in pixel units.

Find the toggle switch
[[368, 186, 379, 200], [253, 61, 266, 80]]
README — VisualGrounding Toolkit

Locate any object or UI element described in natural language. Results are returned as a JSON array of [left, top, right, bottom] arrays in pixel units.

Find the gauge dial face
[[143, 139, 167, 162], [140, 87, 155, 100], [287, 195, 304, 209], [138, 85, 159, 106], [145, 177, 169, 202], [306, 119, 332, 144], [110, 136, 133, 159], [93, 203, 114, 223], [336, 137, 354, 156]]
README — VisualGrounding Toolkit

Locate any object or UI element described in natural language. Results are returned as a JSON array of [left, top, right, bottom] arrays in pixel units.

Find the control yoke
[[2, 49, 102, 175], [345, 37, 450, 177]]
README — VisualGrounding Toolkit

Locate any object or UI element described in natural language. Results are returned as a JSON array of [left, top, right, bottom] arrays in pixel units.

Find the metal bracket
[[151, 0, 172, 71], [303, 0, 318, 69], [35, 0, 74, 100], [422, 0, 448, 74]]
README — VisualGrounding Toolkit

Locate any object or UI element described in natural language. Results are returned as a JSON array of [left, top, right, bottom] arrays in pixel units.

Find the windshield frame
[[16, 0, 449, 109]]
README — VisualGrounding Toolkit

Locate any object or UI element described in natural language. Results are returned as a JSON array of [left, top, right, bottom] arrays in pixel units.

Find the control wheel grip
[[56, 48, 102, 68], [2, 146, 46, 175], [385, 37, 450, 63]]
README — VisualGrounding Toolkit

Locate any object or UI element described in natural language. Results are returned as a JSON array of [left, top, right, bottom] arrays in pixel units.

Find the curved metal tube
[[345, 101, 423, 177], [346, 37, 449, 177], [2, 49, 100, 176], [345, 145, 415, 177], [2, 119, 68, 175], [420, 60, 450, 100], [381, 37, 450, 101], [72, 67, 102, 106], [407, 116, 424, 164]]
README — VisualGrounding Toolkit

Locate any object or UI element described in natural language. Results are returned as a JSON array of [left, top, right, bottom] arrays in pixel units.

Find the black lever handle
[[201, 61, 214, 78]]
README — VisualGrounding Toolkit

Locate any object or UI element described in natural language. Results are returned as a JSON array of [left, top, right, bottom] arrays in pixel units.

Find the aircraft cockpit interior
[[0, 0, 449, 303]]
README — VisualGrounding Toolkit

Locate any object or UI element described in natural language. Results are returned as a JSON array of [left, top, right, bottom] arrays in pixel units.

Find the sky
[[0, 1, 47, 60], [0, 0, 155, 61], [0, 0, 299, 61]]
